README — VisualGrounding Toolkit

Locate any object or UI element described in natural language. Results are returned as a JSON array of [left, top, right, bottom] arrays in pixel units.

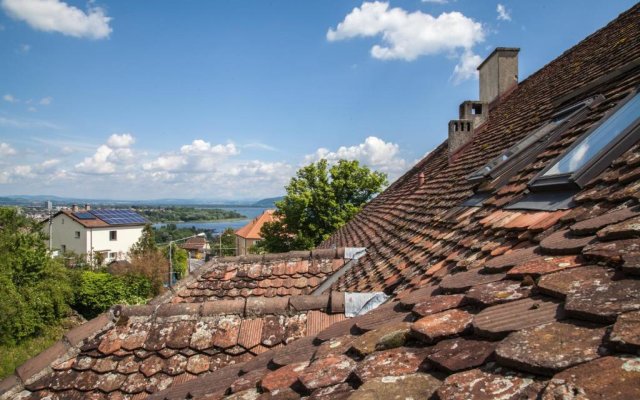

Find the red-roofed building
[[234, 209, 277, 255]]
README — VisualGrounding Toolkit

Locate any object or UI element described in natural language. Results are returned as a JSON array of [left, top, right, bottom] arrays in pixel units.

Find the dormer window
[[530, 89, 640, 191]]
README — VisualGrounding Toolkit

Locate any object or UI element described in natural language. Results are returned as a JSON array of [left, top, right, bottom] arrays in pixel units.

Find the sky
[[0, 0, 636, 201]]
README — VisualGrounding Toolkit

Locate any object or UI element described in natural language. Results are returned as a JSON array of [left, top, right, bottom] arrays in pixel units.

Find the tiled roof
[[167, 248, 346, 303], [45, 209, 147, 228], [4, 4, 640, 400], [59, 210, 110, 228], [138, 4, 639, 399], [319, 3, 640, 295], [235, 210, 276, 240], [180, 237, 207, 251], [2, 293, 346, 399]]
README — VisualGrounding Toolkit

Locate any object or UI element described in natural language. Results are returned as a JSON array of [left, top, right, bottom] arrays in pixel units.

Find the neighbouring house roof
[[235, 210, 276, 240], [166, 248, 347, 303], [4, 4, 640, 400], [1, 294, 346, 399], [44, 209, 148, 229], [180, 237, 208, 252]]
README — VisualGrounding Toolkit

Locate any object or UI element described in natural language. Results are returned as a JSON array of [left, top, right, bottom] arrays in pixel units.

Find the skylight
[[543, 91, 640, 177], [467, 97, 596, 184]]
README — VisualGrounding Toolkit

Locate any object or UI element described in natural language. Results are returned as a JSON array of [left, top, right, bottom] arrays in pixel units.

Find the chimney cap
[[477, 47, 520, 71]]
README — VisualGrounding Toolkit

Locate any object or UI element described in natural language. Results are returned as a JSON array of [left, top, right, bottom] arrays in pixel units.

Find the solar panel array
[[73, 212, 96, 220], [89, 209, 147, 225]]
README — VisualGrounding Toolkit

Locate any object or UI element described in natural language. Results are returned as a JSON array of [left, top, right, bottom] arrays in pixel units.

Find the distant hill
[[0, 195, 272, 207], [252, 196, 283, 208]]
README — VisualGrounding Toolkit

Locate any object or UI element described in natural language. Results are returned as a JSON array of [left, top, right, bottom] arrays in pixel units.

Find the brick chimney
[[448, 119, 474, 156], [478, 47, 520, 106], [84, 203, 91, 210], [71, 204, 79, 212]]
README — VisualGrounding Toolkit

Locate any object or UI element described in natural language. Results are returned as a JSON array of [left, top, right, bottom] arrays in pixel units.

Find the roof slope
[[320, 3, 640, 294], [161, 249, 347, 304], [142, 4, 640, 399], [235, 210, 276, 240]]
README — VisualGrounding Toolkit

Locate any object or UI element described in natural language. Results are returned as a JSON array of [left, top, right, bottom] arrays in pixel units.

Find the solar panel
[[73, 212, 96, 220], [90, 209, 147, 225]]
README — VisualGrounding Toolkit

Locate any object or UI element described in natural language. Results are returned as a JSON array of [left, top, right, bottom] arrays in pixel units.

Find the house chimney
[[448, 119, 474, 157], [418, 172, 425, 188], [477, 47, 520, 106], [71, 204, 79, 212], [84, 204, 91, 210]]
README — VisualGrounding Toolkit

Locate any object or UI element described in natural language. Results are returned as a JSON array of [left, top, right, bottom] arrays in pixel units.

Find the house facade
[[234, 209, 276, 255], [43, 206, 146, 264]]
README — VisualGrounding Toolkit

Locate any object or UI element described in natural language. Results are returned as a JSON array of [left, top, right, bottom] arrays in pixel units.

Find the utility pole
[[47, 201, 53, 251]]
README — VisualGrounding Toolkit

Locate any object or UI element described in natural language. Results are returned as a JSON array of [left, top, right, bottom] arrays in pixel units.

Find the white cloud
[[39, 96, 52, 105], [497, 4, 511, 21], [106, 133, 135, 148], [328, 2, 484, 71], [3, 94, 17, 103], [28, 106, 36, 112], [0, 142, 17, 156], [75, 144, 116, 174], [144, 140, 239, 173], [1, 0, 112, 39], [452, 49, 482, 84], [305, 136, 407, 179], [142, 154, 186, 172], [75, 134, 137, 174], [12, 165, 32, 177], [422, 0, 448, 3], [180, 140, 238, 156]]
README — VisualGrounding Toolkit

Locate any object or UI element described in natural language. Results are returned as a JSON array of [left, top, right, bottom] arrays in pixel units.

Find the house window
[[61, 218, 64, 224], [75, 231, 80, 239], [109, 231, 117, 241], [61, 244, 66, 253], [109, 252, 117, 259], [531, 89, 640, 190]]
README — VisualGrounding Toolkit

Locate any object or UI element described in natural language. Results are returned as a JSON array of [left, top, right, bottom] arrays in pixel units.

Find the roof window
[[530, 88, 640, 191], [467, 96, 598, 186]]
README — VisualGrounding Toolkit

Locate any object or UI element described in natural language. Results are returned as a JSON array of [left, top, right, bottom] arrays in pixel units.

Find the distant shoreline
[[153, 217, 248, 225]]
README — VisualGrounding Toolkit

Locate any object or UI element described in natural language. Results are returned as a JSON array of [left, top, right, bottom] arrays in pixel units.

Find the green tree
[[0, 207, 73, 344], [213, 227, 236, 256], [130, 224, 157, 256], [258, 159, 387, 252], [162, 244, 188, 281]]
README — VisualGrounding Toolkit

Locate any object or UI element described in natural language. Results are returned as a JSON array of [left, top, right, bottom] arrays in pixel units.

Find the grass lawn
[[0, 316, 84, 379]]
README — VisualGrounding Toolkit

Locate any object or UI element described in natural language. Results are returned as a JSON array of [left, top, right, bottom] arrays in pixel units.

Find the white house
[[43, 206, 147, 264]]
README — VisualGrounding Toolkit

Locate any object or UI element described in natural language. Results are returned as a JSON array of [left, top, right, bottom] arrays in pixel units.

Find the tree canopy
[[258, 159, 387, 252], [0, 207, 73, 344]]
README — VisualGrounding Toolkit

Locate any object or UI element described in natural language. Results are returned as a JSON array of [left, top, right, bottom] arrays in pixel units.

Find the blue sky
[[0, 0, 636, 201]]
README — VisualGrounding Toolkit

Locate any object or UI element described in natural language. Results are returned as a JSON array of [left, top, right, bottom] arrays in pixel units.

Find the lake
[[152, 206, 269, 233]]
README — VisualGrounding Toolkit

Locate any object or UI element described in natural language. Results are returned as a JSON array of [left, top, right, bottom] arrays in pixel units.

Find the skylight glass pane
[[543, 92, 640, 176], [467, 120, 561, 181]]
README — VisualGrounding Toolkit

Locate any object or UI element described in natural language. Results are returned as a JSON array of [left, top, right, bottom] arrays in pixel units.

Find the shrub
[[73, 271, 151, 319]]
